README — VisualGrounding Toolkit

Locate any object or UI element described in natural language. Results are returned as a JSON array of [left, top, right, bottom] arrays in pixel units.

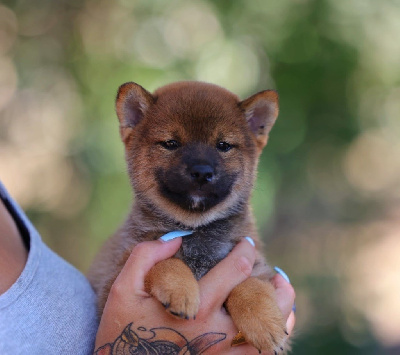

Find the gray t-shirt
[[0, 182, 99, 354]]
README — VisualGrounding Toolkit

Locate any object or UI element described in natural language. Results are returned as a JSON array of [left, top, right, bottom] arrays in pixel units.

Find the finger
[[286, 311, 296, 335], [270, 274, 296, 321], [198, 237, 256, 310], [115, 237, 182, 293]]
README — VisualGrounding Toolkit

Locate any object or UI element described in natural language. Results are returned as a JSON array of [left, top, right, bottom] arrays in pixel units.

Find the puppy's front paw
[[145, 258, 200, 319], [227, 277, 288, 353]]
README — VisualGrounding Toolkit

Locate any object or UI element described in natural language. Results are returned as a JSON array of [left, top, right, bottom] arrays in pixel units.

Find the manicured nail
[[274, 266, 291, 284], [159, 230, 193, 242], [244, 236, 255, 247]]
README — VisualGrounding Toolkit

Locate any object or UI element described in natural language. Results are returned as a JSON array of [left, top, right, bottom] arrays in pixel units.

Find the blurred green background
[[1, 0, 400, 353]]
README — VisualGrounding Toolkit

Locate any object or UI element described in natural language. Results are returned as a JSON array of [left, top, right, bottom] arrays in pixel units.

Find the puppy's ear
[[116, 82, 154, 143], [239, 90, 279, 149]]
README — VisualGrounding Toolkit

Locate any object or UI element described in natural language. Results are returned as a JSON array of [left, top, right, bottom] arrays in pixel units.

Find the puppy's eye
[[216, 141, 232, 152], [161, 140, 181, 150]]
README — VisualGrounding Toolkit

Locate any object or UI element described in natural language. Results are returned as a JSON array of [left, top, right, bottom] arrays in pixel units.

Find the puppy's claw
[[170, 310, 180, 317], [169, 310, 191, 320]]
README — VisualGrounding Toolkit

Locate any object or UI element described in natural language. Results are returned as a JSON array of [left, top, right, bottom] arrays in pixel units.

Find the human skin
[[94, 237, 295, 354], [0, 201, 295, 354], [0, 199, 28, 294]]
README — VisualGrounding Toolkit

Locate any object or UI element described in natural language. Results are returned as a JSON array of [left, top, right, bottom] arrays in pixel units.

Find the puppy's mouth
[[188, 189, 217, 211], [189, 195, 205, 210], [155, 168, 236, 213], [161, 184, 222, 212]]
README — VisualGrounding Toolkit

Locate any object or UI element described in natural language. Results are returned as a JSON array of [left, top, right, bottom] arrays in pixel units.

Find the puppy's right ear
[[116, 82, 154, 143]]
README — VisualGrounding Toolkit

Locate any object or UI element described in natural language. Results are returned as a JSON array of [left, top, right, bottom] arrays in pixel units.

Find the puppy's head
[[116, 81, 278, 227]]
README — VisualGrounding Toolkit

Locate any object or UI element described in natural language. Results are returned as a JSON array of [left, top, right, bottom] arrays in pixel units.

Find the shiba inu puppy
[[88, 81, 288, 353]]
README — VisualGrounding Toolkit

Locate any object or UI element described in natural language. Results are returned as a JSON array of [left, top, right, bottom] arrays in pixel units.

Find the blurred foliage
[[1, 0, 400, 353]]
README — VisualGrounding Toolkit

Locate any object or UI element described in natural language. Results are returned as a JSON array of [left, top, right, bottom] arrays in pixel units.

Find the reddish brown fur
[[88, 81, 287, 353], [226, 278, 287, 351], [145, 258, 200, 320]]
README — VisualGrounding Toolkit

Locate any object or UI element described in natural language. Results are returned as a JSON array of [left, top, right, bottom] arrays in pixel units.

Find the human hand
[[271, 269, 296, 338], [94, 237, 295, 354]]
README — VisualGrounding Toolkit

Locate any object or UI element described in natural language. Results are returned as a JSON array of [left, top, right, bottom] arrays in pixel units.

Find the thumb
[[115, 237, 182, 293]]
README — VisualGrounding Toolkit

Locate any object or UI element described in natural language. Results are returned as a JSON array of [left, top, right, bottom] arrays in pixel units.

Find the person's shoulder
[[0, 181, 99, 353]]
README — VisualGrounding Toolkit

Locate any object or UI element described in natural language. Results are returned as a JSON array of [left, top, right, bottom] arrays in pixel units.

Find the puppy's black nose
[[190, 164, 214, 184]]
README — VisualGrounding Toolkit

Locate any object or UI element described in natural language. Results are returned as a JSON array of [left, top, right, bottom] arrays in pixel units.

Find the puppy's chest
[[177, 234, 235, 280]]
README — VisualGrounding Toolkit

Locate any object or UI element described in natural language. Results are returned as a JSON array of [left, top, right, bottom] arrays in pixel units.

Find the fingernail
[[244, 236, 255, 247], [159, 230, 193, 242], [274, 266, 291, 284]]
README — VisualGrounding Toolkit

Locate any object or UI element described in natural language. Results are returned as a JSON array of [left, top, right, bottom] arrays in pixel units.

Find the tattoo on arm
[[94, 322, 226, 355]]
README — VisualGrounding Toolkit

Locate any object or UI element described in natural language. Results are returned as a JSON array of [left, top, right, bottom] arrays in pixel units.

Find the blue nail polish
[[274, 266, 291, 284], [244, 236, 255, 247], [159, 230, 193, 242]]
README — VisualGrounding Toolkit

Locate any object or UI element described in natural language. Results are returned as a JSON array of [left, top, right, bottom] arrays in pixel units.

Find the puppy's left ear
[[239, 90, 279, 149]]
